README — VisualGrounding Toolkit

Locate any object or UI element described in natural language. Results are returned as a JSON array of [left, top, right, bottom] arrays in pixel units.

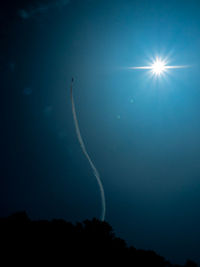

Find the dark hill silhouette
[[0, 211, 198, 266]]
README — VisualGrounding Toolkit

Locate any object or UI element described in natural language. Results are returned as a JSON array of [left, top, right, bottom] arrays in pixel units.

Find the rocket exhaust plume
[[70, 78, 106, 221]]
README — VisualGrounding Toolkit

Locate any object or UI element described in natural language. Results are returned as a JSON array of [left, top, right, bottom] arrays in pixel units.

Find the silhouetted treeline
[[0, 212, 198, 266]]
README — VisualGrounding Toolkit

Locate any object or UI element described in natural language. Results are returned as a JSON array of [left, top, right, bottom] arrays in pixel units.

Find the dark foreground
[[0, 212, 197, 266]]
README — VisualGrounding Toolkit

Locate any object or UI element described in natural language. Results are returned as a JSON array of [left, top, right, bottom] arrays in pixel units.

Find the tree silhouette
[[0, 211, 198, 267]]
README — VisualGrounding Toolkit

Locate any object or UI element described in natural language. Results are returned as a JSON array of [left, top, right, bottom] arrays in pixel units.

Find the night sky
[[1, 0, 200, 265]]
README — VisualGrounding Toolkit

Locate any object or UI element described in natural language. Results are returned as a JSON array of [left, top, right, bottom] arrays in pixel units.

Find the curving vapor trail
[[70, 78, 106, 221]]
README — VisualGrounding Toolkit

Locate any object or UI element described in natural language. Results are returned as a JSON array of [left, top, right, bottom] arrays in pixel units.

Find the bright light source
[[129, 56, 188, 78], [151, 58, 166, 75]]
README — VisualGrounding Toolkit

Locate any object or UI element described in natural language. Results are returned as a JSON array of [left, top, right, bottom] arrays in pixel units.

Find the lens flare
[[128, 56, 188, 78]]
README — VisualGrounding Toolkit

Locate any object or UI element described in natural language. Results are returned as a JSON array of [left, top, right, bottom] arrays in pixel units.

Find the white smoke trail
[[70, 79, 106, 221]]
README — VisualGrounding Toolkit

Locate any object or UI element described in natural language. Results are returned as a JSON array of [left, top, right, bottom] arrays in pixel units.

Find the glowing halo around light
[[128, 57, 188, 77]]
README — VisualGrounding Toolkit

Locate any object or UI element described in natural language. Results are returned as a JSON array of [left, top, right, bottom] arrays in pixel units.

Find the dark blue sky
[[1, 0, 200, 265]]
